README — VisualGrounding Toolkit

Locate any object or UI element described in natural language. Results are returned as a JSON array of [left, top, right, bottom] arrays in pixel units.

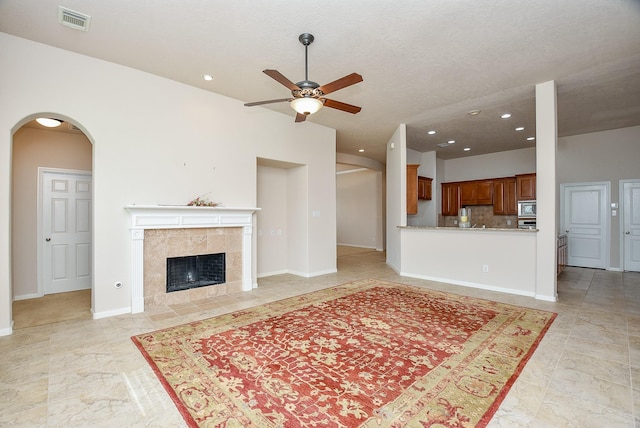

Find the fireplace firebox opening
[[166, 253, 225, 293]]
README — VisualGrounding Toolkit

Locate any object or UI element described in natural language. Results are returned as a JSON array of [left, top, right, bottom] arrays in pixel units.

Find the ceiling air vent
[[58, 6, 91, 32]]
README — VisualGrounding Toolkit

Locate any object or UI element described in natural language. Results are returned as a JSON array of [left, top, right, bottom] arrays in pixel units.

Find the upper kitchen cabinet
[[418, 176, 432, 200], [441, 182, 460, 216], [516, 173, 536, 200], [407, 164, 419, 215], [460, 179, 493, 206], [493, 177, 517, 215]]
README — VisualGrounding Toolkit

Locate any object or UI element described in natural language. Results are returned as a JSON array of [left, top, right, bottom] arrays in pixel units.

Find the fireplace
[[125, 205, 259, 313], [166, 252, 226, 292]]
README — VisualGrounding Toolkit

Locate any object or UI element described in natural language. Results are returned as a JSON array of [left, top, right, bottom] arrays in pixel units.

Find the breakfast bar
[[399, 226, 538, 297]]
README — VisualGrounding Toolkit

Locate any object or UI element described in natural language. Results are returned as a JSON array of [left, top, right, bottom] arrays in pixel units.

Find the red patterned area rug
[[132, 278, 556, 427]]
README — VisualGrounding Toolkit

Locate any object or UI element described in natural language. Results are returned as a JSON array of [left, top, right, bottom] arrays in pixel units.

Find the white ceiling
[[2, 0, 639, 163]]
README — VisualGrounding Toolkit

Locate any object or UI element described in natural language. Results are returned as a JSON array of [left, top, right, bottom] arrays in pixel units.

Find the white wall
[[256, 164, 288, 276], [407, 149, 437, 227], [336, 169, 378, 248], [557, 125, 640, 269], [0, 33, 337, 333], [443, 147, 536, 182], [385, 125, 406, 272]]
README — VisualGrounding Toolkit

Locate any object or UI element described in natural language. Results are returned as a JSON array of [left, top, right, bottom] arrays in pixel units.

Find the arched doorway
[[11, 115, 93, 328]]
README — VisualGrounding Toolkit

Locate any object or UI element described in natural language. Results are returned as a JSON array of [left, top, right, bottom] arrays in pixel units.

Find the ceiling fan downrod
[[299, 33, 314, 84]]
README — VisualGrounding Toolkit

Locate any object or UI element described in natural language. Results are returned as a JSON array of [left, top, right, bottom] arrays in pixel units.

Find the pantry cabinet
[[407, 164, 432, 215], [407, 164, 419, 215]]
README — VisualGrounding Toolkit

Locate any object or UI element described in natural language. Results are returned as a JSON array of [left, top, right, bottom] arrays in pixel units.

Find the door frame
[[560, 181, 610, 269], [620, 178, 640, 272], [37, 167, 93, 297]]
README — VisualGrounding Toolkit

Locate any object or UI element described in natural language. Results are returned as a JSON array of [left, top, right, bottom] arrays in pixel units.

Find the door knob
[[45, 238, 51, 242], [626, 231, 631, 235], [565, 230, 569, 233]]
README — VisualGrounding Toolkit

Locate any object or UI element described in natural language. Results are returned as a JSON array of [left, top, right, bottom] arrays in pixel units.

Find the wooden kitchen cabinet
[[460, 179, 493, 205], [418, 176, 432, 200], [407, 164, 419, 215], [493, 177, 517, 215], [441, 182, 460, 216], [516, 173, 536, 200]]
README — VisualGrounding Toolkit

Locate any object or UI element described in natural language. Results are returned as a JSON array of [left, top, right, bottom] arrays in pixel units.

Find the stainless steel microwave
[[517, 200, 537, 218]]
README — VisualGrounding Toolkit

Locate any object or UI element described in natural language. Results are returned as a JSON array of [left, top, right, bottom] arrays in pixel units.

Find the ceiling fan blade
[[323, 98, 362, 114], [244, 98, 291, 107], [263, 69, 301, 91], [318, 73, 363, 95], [295, 113, 307, 123]]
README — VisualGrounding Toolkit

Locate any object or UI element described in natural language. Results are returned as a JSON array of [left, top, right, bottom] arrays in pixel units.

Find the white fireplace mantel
[[125, 205, 260, 313]]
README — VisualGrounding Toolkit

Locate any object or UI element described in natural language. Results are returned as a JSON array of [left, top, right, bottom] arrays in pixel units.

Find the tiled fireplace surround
[[125, 205, 258, 313], [143, 227, 243, 307]]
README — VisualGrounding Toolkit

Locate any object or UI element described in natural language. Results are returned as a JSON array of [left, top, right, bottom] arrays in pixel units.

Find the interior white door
[[42, 170, 92, 294], [561, 183, 608, 269], [623, 180, 640, 272]]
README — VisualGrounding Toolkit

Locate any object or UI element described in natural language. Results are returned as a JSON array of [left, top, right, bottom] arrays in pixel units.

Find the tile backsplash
[[439, 205, 517, 228]]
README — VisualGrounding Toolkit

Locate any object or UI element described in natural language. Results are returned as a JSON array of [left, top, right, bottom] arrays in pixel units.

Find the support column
[[130, 229, 145, 313], [535, 81, 558, 301], [242, 226, 253, 291]]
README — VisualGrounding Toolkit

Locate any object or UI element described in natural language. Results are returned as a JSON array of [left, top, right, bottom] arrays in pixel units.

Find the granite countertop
[[399, 226, 538, 232]]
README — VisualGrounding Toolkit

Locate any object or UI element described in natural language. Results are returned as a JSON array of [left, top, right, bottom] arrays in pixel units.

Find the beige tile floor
[[1, 248, 639, 427]]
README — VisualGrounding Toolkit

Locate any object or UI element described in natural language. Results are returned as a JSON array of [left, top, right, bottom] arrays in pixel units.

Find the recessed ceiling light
[[468, 109, 481, 116], [527, 136, 535, 141], [515, 127, 525, 131], [36, 118, 62, 127], [447, 140, 455, 144], [202, 74, 214, 81], [427, 130, 436, 135], [501, 113, 512, 119], [464, 147, 471, 151], [358, 148, 365, 152]]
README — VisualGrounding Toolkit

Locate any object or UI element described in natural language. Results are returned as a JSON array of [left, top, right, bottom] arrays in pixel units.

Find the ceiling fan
[[244, 33, 363, 123]]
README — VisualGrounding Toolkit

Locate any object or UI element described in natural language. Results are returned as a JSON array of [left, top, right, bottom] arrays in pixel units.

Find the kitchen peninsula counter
[[398, 225, 538, 298], [399, 226, 537, 232]]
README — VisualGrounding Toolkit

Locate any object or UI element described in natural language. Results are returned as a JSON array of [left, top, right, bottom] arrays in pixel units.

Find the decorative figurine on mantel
[[187, 193, 220, 207]]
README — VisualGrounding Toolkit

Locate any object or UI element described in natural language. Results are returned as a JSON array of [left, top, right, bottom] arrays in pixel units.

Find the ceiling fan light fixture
[[36, 118, 62, 127], [290, 97, 323, 116]]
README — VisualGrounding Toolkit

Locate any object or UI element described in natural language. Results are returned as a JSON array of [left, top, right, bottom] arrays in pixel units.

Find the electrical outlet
[[482, 265, 489, 273]]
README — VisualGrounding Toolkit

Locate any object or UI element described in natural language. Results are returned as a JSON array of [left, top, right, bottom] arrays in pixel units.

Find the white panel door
[[42, 170, 92, 294], [623, 180, 640, 272], [561, 183, 608, 269]]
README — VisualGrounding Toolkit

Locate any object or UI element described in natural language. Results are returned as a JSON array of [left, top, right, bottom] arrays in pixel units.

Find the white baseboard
[[257, 270, 288, 278], [0, 323, 13, 337], [399, 271, 537, 299], [535, 293, 558, 302], [337, 243, 376, 249], [92, 306, 131, 320], [306, 268, 338, 277], [13, 293, 42, 301]]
